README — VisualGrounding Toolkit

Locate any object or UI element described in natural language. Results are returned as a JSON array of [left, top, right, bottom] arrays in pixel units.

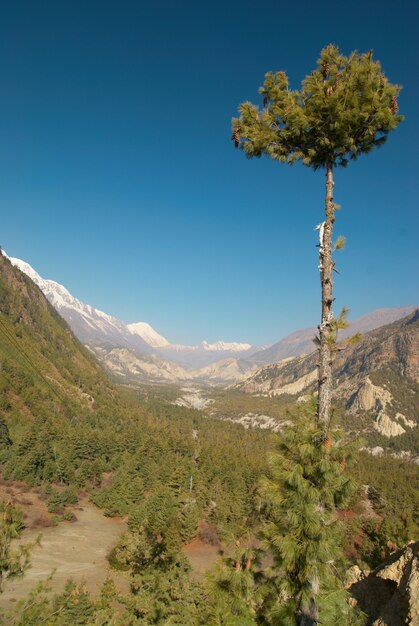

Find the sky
[[0, 0, 417, 345]]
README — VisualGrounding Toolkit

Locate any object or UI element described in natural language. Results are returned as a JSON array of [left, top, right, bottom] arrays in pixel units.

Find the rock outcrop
[[235, 311, 418, 443], [348, 541, 419, 625]]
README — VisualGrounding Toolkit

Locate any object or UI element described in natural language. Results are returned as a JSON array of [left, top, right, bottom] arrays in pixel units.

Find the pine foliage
[[0, 500, 36, 593], [232, 44, 403, 169], [204, 534, 263, 625], [258, 406, 363, 625]]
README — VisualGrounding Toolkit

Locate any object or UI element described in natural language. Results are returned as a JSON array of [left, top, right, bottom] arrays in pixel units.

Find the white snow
[[127, 322, 169, 347], [7, 254, 132, 343], [5, 252, 256, 363], [200, 340, 252, 352]]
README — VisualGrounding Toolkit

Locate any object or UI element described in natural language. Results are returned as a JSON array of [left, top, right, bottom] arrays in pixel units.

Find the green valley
[[0, 252, 417, 625]]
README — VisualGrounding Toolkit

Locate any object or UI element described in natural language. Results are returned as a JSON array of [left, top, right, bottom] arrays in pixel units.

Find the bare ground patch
[[0, 498, 128, 613]]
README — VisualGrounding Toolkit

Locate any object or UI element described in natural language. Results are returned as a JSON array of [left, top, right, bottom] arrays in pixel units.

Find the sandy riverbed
[[0, 500, 128, 613]]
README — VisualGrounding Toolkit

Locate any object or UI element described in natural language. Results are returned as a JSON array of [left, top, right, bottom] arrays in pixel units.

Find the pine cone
[[245, 558, 252, 570], [335, 72, 341, 87], [339, 456, 346, 472], [390, 95, 399, 115], [231, 126, 241, 148], [325, 434, 332, 454], [326, 85, 334, 97], [322, 62, 330, 79], [263, 95, 268, 108]]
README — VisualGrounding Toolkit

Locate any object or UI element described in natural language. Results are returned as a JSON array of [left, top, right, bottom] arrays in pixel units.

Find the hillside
[[0, 252, 418, 624], [0, 253, 117, 427], [89, 344, 257, 384], [235, 311, 419, 449], [249, 306, 416, 364]]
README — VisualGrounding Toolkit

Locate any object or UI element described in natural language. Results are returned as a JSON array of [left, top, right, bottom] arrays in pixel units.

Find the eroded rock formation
[[348, 541, 419, 625]]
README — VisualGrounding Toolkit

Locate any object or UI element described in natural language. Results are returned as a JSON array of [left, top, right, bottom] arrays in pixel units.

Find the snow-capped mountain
[[200, 340, 252, 352], [128, 322, 170, 348], [7, 255, 152, 353], [157, 341, 260, 369], [6, 253, 259, 368]]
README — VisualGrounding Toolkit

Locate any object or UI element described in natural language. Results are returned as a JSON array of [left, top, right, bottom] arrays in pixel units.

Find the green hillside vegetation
[[0, 254, 117, 424], [209, 387, 294, 421], [0, 254, 417, 625]]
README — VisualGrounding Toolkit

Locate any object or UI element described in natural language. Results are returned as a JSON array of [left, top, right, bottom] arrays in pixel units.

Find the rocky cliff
[[348, 541, 419, 625], [235, 311, 419, 442]]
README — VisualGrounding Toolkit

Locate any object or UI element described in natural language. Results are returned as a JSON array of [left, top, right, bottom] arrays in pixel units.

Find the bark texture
[[298, 598, 319, 626], [317, 164, 335, 426]]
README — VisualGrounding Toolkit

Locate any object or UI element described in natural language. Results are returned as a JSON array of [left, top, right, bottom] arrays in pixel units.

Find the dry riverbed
[[0, 478, 221, 615], [0, 497, 128, 613]]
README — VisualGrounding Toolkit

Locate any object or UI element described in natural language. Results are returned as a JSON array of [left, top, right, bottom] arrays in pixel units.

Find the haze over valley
[[7, 252, 416, 387]]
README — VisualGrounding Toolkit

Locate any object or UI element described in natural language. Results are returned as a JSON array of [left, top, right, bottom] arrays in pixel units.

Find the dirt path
[[183, 538, 220, 578], [0, 500, 128, 613]]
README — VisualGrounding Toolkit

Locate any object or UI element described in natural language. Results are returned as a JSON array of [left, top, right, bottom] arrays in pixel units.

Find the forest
[[0, 362, 417, 624]]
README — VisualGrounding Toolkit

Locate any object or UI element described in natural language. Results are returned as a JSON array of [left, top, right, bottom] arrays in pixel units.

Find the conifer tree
[[204, 534, 261, 625], [258, 409, 363, 626], [232, 44, 402, 426], [0, 500, 34, 592]]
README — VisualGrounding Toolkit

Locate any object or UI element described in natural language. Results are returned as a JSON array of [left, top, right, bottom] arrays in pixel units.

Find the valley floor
[[0, 500, 129, 614]]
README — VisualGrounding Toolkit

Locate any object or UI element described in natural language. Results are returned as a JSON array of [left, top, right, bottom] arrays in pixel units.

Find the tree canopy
[[232, 44, 403, 169]]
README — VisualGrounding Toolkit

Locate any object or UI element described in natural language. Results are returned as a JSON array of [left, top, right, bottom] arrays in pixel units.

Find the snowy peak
[[8, 257, 44, 287], [200, 340, 252, 352], [9, 256, 118, 324], [128, 322, 169, 348], [6, 253, 151, 352], [5, 251, 258, 368]]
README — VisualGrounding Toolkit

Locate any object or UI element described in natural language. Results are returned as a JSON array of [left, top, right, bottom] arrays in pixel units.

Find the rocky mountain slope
[[249, 306, 416, 364], [348, 541, 419, 626], [0, 254, 117, 425], [235, 311, 419, 443], [89, 345, 257, 384], [7, 254, 261, 369]]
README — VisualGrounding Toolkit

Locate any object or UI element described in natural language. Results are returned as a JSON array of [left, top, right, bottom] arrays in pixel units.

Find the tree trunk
[[317, 163, 335, 427], [298, 599, 319, 626]]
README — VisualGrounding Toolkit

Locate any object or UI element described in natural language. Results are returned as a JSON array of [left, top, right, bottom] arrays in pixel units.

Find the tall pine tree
[[232, 44, 402, 427]]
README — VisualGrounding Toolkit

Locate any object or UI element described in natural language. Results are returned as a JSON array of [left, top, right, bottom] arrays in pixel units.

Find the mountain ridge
[[234, 311, 419, 444], [6, 252, 417, 385], [249, 306, 417, 364], [7, 253, 260, 367], [0, 253, 118, 424]]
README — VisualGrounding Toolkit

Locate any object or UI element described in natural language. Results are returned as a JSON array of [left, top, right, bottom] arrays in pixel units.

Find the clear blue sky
[[1, 0, 417, 344]]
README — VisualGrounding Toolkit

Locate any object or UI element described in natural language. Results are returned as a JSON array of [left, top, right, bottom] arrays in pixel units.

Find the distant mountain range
[[7, 254, 260, 365], [7, 256, 154, 354], [235, 311, 419, 444], [249, 306, 417, 364], [2, 249, 417, 454], [6, 252, 417, 384]]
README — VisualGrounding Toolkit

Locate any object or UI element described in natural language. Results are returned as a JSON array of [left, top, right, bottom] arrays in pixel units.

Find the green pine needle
[[334, 235, 346, 251]]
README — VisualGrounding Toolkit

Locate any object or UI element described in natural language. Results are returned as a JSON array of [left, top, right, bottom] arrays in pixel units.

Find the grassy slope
[[0, 253, 117, 430]]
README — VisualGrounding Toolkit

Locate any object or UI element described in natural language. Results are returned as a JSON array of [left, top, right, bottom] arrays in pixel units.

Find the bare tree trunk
[[317, 163, 335, 426]]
